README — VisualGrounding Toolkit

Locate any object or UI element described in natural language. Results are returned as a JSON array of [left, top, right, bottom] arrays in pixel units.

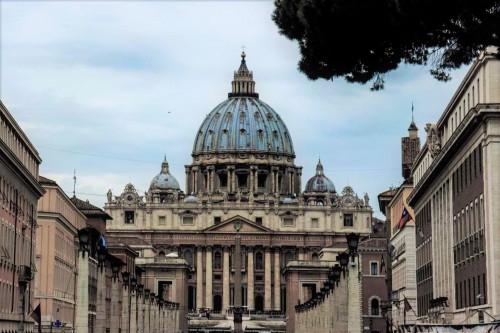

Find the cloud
[[0, 1, 471, 216]]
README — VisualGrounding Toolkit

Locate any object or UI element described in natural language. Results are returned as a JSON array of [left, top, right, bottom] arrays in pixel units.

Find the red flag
[[398, 207, 412, 229], [404, 296, 412, 312]]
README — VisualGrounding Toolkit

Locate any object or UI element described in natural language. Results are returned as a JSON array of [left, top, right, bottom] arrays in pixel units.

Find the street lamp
[[122, 272, 130, 287], [346, 233, 360, 257], [131, 277, 137, 290]]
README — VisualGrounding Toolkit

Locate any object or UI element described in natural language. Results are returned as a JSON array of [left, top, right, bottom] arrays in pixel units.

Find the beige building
[[408, 47, 500, 324], [35, 176, 87, 332], [104, 53, 372, 330], [0, 101, 45, 333]]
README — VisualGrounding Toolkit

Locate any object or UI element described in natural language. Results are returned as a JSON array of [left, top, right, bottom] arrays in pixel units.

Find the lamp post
[[121, 272, 130, 333], [233, 219, 243, 333], [130, 278, 137, 333], [96, 247, 107, 333], [75, 228, 91, 333], [109, 261, 122, 333]]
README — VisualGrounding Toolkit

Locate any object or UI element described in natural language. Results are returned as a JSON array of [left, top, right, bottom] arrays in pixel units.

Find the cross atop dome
[[229, 52, 259, 98]]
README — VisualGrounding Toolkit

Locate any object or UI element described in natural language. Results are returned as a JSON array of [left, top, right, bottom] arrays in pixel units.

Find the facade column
[[254, 170, 259, 192], [264, 247, 272, 310], [75, 252, 89, 333], [144, 297, 150, 333], [196, 246, 204, 310], [223, 247, 230, 312], [185, 167, 190, 195], [96, 267, 106, 333], [110, 275, 120, 333], [193, 169, 198, 194], [247, 247, 255, 311], [274, 249, 281, 311], [205, 246, 213, 309], [120, 284, 129, 333], [231, 167, 236, 192]]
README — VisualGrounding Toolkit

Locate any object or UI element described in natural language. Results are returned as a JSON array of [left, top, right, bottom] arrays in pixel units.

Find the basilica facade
[[104, 53, 372, 315]]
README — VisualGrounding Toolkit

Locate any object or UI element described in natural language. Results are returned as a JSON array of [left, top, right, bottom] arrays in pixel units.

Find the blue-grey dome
[[150, 158, 180, 190], [192, 53, 294, 156], [305, 160, 336, 193]]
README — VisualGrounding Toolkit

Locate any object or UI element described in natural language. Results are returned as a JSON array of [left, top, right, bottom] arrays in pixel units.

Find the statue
[[107, 189, 112, 203], [248, 191, 254, 204], [364, 193, 369, 207], [236, 188, 242, 203]]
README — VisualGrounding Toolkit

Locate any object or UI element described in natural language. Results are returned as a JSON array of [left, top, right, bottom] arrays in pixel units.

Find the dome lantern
[[228, 52, 259, 98]]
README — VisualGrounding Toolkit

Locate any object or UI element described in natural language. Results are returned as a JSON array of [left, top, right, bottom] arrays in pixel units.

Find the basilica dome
[[304, 160, 336, 193], [192, 52, 294, 157], [150, 158, 180, 190]]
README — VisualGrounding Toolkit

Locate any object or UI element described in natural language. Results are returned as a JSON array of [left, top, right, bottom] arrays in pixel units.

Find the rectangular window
[[311, 218, 319, 228], [255, 217, 263, 225], [158, 216, 166, 226], [370, 262, 379, 276], [343, 214, 353, 227], [214, 274, 222, 281], [255, 275, 263, 281], [182, 216, 194, 225], [283, 217, 294, 226], [214, 216, 221, 225], [125, 211, 135, 224]]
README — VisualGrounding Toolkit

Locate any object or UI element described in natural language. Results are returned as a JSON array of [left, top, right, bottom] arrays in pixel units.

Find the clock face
[[126, 195, 134, 202], [343, 196, 353, 207]]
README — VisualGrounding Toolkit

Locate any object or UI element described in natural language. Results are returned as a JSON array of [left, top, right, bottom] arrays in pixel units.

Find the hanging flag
[[380, 254, 386, 274], [404, 296, 412, 312], [398, 207, 412, 229], [99, 235, 107, 248], [30, 303, 41, 328]]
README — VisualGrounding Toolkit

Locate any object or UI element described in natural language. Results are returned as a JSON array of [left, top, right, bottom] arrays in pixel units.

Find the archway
[[255, 295, 264, 312], [213, 294, 222, 312]]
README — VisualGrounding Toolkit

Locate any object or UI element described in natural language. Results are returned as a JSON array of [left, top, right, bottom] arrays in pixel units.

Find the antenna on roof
[[73, 170, 76, 197], [411, 102, 414, 122]]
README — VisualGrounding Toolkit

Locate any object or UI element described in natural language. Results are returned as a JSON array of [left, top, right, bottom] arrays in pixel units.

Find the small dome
[[283, 197, 294, 204], [184, 195, 197, 203], [150, 157, 180, 191], [305, 160, 336, 193]]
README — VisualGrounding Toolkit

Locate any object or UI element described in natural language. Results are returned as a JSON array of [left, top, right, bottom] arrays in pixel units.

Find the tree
[[272, 0, 500, 90]]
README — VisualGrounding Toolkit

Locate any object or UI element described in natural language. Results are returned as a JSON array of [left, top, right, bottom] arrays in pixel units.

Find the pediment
[[204, 215, 273, 233]]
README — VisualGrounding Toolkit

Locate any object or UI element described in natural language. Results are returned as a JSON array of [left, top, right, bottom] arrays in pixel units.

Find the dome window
[[267, 113, 273, 120], [273, 130, 278, 139], [254, 112, 260, 120]]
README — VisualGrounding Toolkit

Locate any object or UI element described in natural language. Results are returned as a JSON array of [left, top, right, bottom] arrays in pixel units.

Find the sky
[[0, 1, 470, 218]]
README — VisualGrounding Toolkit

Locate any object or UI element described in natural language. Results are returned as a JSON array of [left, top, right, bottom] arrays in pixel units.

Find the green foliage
[[272, 0, 500, 90]]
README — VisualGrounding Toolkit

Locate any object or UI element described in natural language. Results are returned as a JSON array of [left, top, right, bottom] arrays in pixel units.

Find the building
[[104, 53, 373, 331], [359, 219, 388, 333], [35, 176, 87, 332], [408, 47, 500, 325], [377, 117, 421, 332], [0, 101, 45, 333]]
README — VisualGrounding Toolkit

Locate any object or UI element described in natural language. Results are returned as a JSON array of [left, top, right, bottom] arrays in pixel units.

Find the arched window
[[184, 249, 193, 266], [158, 251, 165, 257], [371, 298, 380, 316], [255, 252, 263, 270], [312, 253, 319, 261], [214, 251, 222, 269], [285, 251, 294, 266]]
